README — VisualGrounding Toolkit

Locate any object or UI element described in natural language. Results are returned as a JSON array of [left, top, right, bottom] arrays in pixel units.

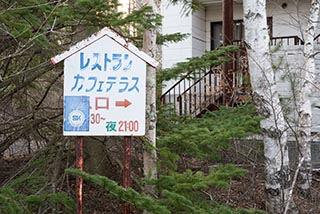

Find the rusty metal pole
[[76, 136, 84, 214], [123, 136, 132, 214], [222, 0, 234, 105], [223, 0, 233, 45]]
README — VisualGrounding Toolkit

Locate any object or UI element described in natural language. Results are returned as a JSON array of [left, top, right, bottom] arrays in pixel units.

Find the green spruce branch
[[66, 168, 171, 214]]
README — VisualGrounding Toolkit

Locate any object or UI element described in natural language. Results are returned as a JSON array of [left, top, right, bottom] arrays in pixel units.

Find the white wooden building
[[161, 0, 320, 133]]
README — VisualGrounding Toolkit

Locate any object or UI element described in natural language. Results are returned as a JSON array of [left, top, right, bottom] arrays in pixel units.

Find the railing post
[[189, 90, 192, 115], [204, 75, 207, 110], [294, 36, 298, 45], [209, 70, 213, 105], [177, 95, 182, 115], [193, 85, 197, 115]]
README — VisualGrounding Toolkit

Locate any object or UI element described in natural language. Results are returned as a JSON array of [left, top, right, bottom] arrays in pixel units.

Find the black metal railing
[[160, 35, 313, 117], [176, 68, 222, 116], [160, 68, 206, 113], [270, 35, 304, 46]]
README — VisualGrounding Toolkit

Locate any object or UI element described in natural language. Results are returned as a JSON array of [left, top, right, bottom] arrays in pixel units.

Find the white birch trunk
[[142, 0, 158, 195], [297, 0, 320, 196], [242, 1, 297, 213]]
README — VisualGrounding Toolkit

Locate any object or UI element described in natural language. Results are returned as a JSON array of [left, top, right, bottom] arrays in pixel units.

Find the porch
[[160, 35, 308, 117]]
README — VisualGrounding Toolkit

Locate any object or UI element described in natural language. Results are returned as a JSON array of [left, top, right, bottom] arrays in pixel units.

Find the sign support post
[[123, 136, 132, 214], [76, 136, 84, 214]]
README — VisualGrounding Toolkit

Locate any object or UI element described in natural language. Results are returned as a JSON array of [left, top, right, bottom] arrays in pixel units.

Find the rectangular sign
[[63, 35, 146, 136]]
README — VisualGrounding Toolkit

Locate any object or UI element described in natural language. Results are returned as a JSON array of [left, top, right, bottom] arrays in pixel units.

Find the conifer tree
[[67, 104, 263, 213], [0, 0, 161, 154], [0, 0, 160, 212]]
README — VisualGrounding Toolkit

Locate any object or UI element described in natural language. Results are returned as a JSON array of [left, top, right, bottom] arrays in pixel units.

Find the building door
[[210, 18, 272, 50]]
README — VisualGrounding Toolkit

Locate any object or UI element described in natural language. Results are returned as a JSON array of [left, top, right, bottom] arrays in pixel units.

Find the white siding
[[161, 0, 193, 70], [161, 0, 193, 91], [162, 0, 207, 91], [271, 45, 320, 133], [267, 1, 310, 38], [272, 46, 304, 98], [192, 9, 206, 57]]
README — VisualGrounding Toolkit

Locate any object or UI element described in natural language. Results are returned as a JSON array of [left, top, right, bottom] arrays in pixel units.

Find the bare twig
[[284, 157, 304, 214]]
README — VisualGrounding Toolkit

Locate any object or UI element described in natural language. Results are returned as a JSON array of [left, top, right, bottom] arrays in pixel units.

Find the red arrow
[[115, 99, 132, 108]]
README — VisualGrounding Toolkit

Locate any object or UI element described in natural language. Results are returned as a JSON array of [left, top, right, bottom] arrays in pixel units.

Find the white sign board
[[63, 35, 146, 136]]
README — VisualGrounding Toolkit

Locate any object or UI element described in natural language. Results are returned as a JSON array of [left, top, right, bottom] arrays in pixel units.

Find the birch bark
[[297, 0, 320, 196], [242, 1, 297, 213], [141, 0, 158, 195]]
